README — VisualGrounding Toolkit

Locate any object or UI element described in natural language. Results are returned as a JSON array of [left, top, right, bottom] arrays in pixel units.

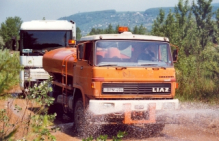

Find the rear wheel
[[48, 103, 63, 120], [48, 85, 63, 120]]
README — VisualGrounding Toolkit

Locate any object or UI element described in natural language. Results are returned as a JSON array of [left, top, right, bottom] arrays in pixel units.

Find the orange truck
[[43, 27, 179, 135]]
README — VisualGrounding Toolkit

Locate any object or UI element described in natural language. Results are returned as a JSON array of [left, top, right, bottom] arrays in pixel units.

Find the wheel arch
[[73, 85, 86, 109]]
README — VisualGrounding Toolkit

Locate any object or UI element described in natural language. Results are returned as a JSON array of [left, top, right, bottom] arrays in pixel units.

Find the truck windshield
[[95, 40, 173, 67], [20, 30, 72, 55]]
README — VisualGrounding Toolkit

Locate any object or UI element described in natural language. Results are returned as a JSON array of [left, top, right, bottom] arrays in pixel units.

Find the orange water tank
[[43, 47, 77, 77]]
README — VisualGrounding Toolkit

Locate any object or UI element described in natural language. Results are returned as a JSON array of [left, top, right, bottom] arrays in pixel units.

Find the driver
[[138, 46, 156, 61]]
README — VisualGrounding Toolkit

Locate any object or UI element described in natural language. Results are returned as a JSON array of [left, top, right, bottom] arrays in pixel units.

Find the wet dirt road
[[3, 99, 219, 141], [54, 122, 219, 141], [53, 102, 219, 141]]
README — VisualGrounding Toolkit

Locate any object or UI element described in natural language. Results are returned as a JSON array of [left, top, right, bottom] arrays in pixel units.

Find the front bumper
[[20, 68, 50, 89], [28, 69, 50, 81], [88, 99, 179, 124]]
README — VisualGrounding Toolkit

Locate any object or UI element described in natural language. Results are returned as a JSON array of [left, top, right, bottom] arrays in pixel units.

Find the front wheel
[[74, 98, 86, 136], [147, 124, 165, 135], [73, 99, 100, 137], [130, 123, 165, 138]]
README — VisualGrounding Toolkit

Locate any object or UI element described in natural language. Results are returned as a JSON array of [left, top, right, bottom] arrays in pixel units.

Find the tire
[[152, 124, 165, 135], [130, 124, 165, 138], [74, 98, 100, 137], [48, 85, 63, 120], [146, 124, 165, 136], [74, 98, 86, 136], [48, 103, 63, 120]]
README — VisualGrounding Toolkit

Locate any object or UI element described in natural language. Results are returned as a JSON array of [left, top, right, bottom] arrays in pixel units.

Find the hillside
[[58, 4, 219, 36]]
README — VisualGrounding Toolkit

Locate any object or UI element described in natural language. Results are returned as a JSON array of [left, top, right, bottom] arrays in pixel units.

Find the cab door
[[73, 42, 94, 96]]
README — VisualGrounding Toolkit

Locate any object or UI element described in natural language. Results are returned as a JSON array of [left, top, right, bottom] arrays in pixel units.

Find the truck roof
[[20, 20, 75, 30], [80, 32, 169, 42]]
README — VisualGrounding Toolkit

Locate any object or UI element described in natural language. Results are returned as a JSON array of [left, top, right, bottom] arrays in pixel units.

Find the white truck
[[19, 20, 76, 91]]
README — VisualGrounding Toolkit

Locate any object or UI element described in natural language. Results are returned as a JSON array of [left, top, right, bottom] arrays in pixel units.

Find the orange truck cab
[[43, 28, 179, 135]]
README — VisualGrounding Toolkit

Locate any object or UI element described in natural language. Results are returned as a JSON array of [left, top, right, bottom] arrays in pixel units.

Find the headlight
[[24, 70, 30, 78]]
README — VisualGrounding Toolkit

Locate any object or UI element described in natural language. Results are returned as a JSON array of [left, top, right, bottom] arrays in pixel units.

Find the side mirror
[[172, 49, 178, 62]]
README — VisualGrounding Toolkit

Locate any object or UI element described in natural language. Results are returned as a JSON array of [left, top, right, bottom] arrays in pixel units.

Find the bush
[[176, 44, 219, 101], [0, 49, 22, 96], [0, 77, 58, 141]]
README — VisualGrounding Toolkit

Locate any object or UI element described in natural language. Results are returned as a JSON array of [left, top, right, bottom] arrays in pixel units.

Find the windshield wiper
[[98, 64, 118, 67], [140, 64, 167, 69], [140, 63, 158, 66], [160, 66, 166, 69]]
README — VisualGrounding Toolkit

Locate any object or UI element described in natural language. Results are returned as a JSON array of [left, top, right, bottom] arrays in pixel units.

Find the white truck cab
[[19, 20, 76, 90]]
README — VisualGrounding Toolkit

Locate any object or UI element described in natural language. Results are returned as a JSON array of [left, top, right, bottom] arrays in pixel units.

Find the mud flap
[[123, 103, 156, 124]]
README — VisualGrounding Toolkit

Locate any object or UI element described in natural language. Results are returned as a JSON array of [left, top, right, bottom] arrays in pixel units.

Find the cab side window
[[78, 44, 84, 60], [84, 43, 93, 65], [78, 42, 93, 65]]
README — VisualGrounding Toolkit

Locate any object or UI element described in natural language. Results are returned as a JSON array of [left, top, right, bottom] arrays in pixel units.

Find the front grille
[[102, 83, 171, 95]]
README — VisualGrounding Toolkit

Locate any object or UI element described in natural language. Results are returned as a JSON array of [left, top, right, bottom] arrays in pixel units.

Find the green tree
[[151, 0, 219, 101], [175, 0, 191, 41], [132, 25, 147, 35], [151, 9, 166, 37], [216, 8, 219, 29], [138, 24, 147, 35], [151, 0, 199, 56], [215, 9, 219, 43], [89, 24, 117, 35], [175, 0, 191, 30], [0, 36, 4, 49], [151, 9, 178, 43], [132, 26, 139, 34], [174, 0, 197, 56], [76, 27, 82, 41], [89, 27, 104, 35], [163, 10, 179, 44], [105, 24, 115, 34], [192, 0, 215, 49], [115, 24, 120, 33], [89, 28, 96, 35], [0, 49, 22, 95], [0, 16, 22, 50]]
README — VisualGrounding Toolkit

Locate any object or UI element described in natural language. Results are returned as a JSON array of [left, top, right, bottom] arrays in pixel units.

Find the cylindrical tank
[[43, 47, 77, 77]]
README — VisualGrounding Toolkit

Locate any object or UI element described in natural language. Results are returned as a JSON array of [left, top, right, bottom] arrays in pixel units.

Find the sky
[[1, 0, 219, 24]]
